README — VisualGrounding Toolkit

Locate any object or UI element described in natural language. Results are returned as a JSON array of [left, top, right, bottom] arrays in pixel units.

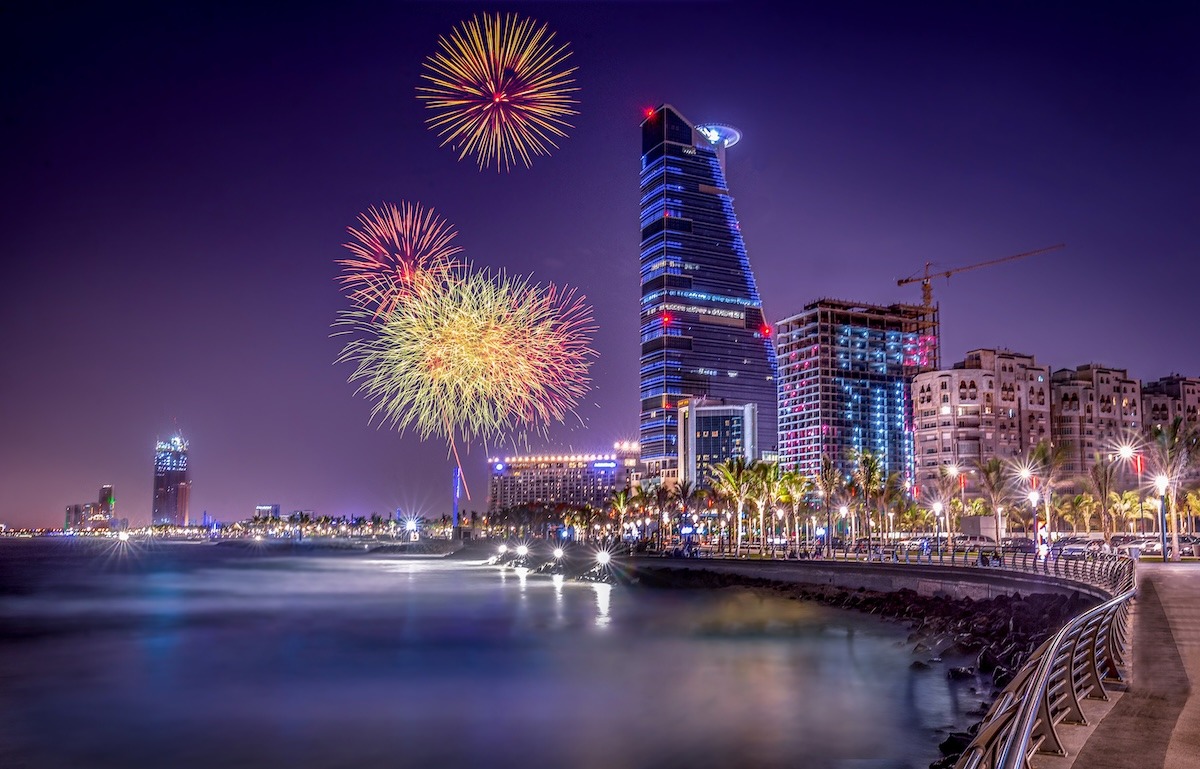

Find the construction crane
[[897, 243, 1065, 307]]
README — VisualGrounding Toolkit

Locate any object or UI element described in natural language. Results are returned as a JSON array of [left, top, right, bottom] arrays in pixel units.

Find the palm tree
[[780, 470, 814, 553], [630, 485, 652, 541], [850, 449, 884, 553], [1108, 490, 1136, 536], [610, 489, 631, 543], [750, 461, 785, 556], [711, 457, 754, 557], [974, 458, 1013, 551], [1085, 457, 1118, 542], [815, 454, 845, 556], [673, 480, 700, 549], [1011, 440, 1069, 541], [1145, 417, 1200, 561]]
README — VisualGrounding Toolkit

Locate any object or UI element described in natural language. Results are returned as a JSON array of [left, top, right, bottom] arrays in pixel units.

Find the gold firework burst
[[417, 13, 579, 172]]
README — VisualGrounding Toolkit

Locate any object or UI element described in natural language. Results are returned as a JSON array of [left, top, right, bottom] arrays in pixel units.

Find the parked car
[[1059, 539, 1103, 558], [1115, 538, 1156, 557], [1001, 537, 1037, 554]]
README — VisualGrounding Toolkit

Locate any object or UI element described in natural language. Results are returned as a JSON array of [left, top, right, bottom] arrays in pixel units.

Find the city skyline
[[2, 2, 1197, 528]]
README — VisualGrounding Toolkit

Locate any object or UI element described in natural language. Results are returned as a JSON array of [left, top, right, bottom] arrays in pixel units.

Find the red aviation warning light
[[643, 107, 656, 119], [760, 323, 772, 338]]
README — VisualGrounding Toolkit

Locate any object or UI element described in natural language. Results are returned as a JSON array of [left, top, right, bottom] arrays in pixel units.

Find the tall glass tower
[[152, 436, 191, 526], [638, 105, 778, 478]]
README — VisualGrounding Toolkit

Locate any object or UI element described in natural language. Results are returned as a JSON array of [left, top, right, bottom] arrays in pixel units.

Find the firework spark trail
[[335, 269, 596, 446], [417, 12, 578, 172], [336, 202, 462, 317]]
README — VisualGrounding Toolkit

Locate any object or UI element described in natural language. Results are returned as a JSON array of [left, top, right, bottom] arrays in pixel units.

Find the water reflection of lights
[[593, 583, 611, 627]]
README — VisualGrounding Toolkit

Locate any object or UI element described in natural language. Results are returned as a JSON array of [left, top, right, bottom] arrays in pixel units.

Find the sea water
[[0, 539, 979, 769]]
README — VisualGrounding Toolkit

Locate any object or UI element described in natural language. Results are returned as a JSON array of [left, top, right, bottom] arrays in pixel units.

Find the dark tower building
[[99, 485, 115, 521], [152, 436, 191, 526], [638, 104, 778, 480]]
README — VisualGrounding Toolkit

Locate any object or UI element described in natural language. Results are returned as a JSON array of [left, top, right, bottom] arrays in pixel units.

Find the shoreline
[[630, 565, 1096, 768]]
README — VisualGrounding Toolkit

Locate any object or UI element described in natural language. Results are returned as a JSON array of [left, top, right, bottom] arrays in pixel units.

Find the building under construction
[[775, 299, 940, 484]]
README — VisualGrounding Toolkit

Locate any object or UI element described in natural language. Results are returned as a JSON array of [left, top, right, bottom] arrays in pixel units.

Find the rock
[[948, 666, 975, 680], [993, 666, 1014, 688], [938, 731, 973, 755], [911, 660, 931, 670]]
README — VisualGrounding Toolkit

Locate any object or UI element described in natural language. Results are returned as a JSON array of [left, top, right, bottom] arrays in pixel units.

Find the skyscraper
[[99, 484, 115, 522], [776, 299, 939, 484], [152, 436, 191, 526], [638, 104, 778, 480]]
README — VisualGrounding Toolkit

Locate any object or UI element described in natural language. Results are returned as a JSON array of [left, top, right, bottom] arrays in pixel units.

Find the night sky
[[2, 1, 1196, 528]]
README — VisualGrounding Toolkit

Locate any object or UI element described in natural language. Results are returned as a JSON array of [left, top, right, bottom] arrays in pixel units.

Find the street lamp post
[[932, 501, 943, 562], [1029, 489, 1044, 557], [839, 505, 849, 557], [1117, 444, 1146, 536], [1156, 475, 1170, 563]]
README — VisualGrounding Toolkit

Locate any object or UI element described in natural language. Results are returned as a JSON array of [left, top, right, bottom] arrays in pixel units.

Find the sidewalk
[[1068, 563, 1199, 769]]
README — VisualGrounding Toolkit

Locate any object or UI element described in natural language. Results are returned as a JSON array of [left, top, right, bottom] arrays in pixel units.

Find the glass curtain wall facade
[[638, 104, 777, 478], [776, 299, 939, 483], [152, 436, 191, 526]]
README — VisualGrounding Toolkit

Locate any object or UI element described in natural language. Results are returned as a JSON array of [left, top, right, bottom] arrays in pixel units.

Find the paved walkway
[[1069, 563, 1200, 769]]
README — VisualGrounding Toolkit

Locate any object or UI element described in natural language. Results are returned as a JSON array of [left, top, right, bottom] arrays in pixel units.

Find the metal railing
[[952, 555, 1136, 769]]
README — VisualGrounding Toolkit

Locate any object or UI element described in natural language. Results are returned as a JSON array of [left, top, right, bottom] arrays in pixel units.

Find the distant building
[[63, 486, 117, 531], [776, 299, 939, 484], [487, 443, 639, 514], [677, 398, 758, 490], [1142, 374, 1200, 429], [911, 349, 1050, 494], [1050, 364, 1142, 479], [152, 436, 191, 526], [99, 485, 115, 521], [637, 104, 778, 482], [255, 504, 281, 520], [64, 503, 84, 530]]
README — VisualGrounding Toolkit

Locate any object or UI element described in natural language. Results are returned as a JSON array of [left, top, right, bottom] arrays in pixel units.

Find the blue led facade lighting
[[775, 299, 939, 483], [638, 105, 778, 476]]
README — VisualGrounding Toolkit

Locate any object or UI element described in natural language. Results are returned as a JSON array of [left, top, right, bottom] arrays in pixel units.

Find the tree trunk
[[734, 503, 743, 557]]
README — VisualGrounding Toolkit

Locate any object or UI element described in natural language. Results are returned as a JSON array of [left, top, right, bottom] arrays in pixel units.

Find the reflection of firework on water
[[336, 202, 462, 317], [336, 269, 595, 444], [418, 12, 578, 172]]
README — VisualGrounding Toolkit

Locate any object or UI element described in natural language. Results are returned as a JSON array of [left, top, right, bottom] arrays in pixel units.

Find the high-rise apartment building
[[637, 105, 777, 481], [911, 349, 1050, 494], [1142, 375, 1200, 429], [677, 398, 758, 490], [776, 299, 938, 483], [487, 443, 639, 514], [152, 436, 191, 526], [1050, 364, 1142, 478]]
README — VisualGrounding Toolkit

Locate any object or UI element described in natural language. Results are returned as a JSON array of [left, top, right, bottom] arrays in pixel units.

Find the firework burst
[[417, 12, 578, 172], [336, 202, 462, 318], [336, 268, 596, 445]]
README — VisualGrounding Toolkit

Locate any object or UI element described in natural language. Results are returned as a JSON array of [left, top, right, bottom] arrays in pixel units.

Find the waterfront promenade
[[1064, 563, 1199, 769]]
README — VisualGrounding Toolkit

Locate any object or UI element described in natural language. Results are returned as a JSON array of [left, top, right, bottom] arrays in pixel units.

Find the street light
[[1028, 489, 1046, 557], [839, 505, 849, 554], [1117, 442, 1146, 536], [1155, 474, 1170, 563], [932, 501, 943, 559]]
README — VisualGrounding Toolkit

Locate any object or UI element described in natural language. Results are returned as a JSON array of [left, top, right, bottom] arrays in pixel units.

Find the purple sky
[[2, 2, 1196, 528]]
